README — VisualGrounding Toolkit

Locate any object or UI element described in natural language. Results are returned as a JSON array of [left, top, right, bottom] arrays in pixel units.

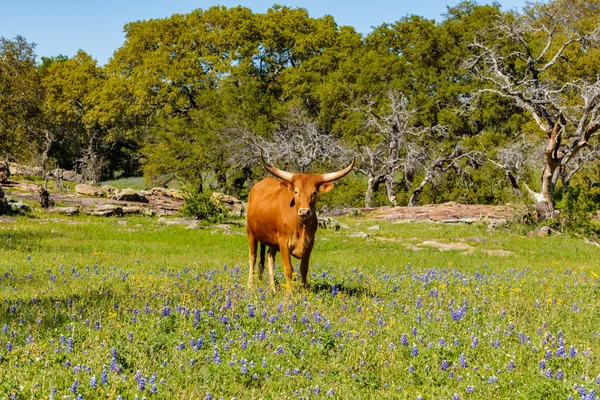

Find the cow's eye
[[294, 190, 298, 195], [312, 190, 318, 196]]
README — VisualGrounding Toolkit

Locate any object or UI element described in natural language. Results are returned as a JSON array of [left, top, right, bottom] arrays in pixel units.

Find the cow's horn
[[319, 158, 355, 183], [261, 151, 294, 181]]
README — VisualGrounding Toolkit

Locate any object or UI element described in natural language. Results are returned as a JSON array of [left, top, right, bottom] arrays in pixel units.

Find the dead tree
[[407, 143, 484, 207], [466, 4, 600, 220], [353, 92, 429, 207], [226, 108, 352, 186]]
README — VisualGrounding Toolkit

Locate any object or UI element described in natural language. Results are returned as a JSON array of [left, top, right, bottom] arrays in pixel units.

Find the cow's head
[[261, 153, 355, 221]]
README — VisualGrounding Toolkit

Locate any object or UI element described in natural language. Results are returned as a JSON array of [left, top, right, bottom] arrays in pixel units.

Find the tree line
[[1, 0, 600, 222]]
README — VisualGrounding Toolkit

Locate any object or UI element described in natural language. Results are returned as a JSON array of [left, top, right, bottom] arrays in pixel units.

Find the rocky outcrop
[[211, 192, 244, 216], [83, 204, 123, 217]]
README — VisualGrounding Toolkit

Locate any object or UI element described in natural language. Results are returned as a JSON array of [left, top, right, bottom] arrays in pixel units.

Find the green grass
[[0, 214, 599, 399]]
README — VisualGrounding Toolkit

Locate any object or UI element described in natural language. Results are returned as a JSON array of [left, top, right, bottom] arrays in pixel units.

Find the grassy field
[[0, 213, 599, 399]]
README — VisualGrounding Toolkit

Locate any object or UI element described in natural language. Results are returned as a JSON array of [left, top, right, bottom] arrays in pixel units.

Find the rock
[[9, 200, 30, 213], [0, 161, 10, 183], [117, 220, 128, 226], [317, 216, 343, 230], [150, 187, 186, 200], [405, 244, 425, 251], [84, 204, 123, 217], [421, 241, 474, 251], [538, 226, 552, 237], [349, 231, 369, 238], [76, 184, 106, 197], [48, 207, 80, 216], [111, 188, 148, 203], [464, 236, 487, 243], [8, 162, 43, 177], [121, 206, 144, 214], [211, 192, 244, 216], [367, 225, 380, 231], [60, 169, 84, 183]]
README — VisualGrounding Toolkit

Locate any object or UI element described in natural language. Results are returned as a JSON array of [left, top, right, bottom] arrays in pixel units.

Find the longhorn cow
[[246, 155, 354, 291]]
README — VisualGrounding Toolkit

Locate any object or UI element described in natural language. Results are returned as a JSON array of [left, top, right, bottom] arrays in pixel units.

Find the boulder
[[9, 200, 30, 213], [8, 162, 43, 177], [211, 192, 244, 216], [0, 161, 10, 183], [111, 188, 148, 203], [84, 204, 123, 217], [76, 184, 106, 197], [60, 169, 84, 183], [150, 187, 186, 200]]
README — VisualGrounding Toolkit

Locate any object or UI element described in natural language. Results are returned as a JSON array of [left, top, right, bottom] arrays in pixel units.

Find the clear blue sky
[[1, 0, 527, 66]]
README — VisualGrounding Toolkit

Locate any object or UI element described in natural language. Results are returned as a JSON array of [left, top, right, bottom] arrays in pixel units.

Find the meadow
[[0, 213, 599, 399]]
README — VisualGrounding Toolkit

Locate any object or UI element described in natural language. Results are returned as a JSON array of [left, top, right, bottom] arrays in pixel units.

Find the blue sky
[[1, 0, 528, 66]]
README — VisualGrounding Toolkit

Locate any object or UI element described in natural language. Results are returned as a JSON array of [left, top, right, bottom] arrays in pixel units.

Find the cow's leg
[[247, 233, 258, 288], [258, 243, 266, 281], [279, 245, 294, 289], [266, 246, 277, 292], [300, 254, 310, 286]]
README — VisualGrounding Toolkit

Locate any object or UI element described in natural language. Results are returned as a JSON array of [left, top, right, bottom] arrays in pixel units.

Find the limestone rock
[[8, 162, 43, 177], [150, 187, 186, 200], [211, 192, 244, 216], [84, 204, 123, 217], [538, 226, 552, 237], [9, 200, 30, 213], [111, 188, 148, 203], [421, 241, 473, 251], [76, 184, 106, 197]]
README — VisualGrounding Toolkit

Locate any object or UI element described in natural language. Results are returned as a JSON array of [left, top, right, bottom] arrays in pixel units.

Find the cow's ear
[[279, 180, 294, 191], [319, 182, 334, 193]]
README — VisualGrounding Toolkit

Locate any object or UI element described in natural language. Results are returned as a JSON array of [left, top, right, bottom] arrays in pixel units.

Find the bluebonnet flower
[[411, 346, 418, 357], [508, 360, 515, 371], [458, 354, 467, 368], [326, 389, 335, 396], [569, 346, 577, 358], [539, 360, 546, 370], [213, 348, 221, 364], [71, 379, 78, 394], [441, 360, 449, 371], [471, 336, 478, 348], [466, 386, 475, 393], [408, 365, 415, 373], [545, 368, 553, 379], [545, 350, 552, 360], [101, 366, 108, 385], [90, 375, 97, 389], [556, 369, 564, 379], [241, 365, 248, 374], [401, 334, 408, 346], [6, 342, 12, 352]]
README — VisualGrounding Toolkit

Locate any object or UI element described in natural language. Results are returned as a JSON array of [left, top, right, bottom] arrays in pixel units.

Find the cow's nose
[[298, 208, 312, 218]]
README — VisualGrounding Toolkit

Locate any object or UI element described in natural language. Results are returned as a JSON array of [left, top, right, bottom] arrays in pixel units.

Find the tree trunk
[[408, 173, 432, 207], [365, 175, 384, 208], [385, 176, 398, 206]]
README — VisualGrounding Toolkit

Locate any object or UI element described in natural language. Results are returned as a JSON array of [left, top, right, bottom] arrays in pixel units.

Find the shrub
[[180, 190, 223, 222]]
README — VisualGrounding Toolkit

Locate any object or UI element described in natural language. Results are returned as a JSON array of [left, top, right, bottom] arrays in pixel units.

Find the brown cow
[[247, 154, 354, 291]]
